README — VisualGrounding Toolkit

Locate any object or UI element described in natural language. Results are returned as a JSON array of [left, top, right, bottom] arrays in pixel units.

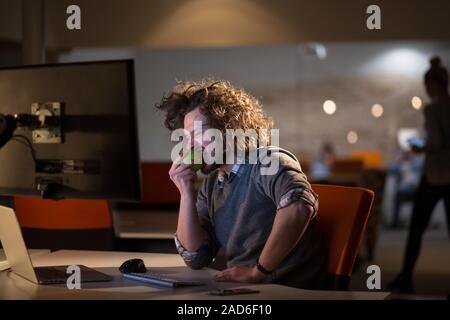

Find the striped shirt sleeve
[[277, 186, 319, 218]]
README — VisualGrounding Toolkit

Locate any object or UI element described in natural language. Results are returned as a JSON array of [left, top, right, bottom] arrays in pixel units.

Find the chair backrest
[[141, 162, 180, 205], [350, 150, 383, 169], [331, 159, 364, 175], [14, 197, 112, 230], [312, 184, 374, 286]]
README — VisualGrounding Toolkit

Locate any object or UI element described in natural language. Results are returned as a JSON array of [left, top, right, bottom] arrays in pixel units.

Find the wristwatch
[[256, 258, 273, 275]]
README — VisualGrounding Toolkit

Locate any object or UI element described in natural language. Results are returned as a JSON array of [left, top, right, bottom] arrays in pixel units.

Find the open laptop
[[0, 205, 112, 285]]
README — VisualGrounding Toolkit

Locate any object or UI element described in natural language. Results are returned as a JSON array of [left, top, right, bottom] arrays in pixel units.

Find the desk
[[0, 250, 389, 300], [0, 249, 50, 271]]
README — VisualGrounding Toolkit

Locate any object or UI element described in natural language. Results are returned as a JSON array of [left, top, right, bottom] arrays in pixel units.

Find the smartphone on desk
[[209, 288, 260, 296]]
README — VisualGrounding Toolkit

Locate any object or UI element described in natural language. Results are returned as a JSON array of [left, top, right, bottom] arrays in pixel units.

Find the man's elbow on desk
[[184, 260, 207, 270], [174, 242, 214, 270]]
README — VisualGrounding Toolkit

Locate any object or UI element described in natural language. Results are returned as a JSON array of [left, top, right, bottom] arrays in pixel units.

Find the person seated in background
[[389, 149, 424, 229], [156, 80, 327, 289], [310, 142, 335, 183]]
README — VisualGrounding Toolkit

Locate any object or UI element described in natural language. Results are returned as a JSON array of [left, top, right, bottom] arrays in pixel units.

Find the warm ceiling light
[[347, 131, 358, 144], [371, 104, 384, 118], [411, 96, 422, 110], [323, 100, 336, 115]]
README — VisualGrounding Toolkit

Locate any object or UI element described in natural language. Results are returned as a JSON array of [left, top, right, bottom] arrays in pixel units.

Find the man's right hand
[[170, 155, 205, 252], [169, 156, 197, 196]]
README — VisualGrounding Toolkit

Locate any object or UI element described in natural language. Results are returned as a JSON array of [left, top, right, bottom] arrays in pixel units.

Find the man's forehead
[[184, 109, 209, 130], [184, 108, 197, 120], [185, 122, 210, 136]]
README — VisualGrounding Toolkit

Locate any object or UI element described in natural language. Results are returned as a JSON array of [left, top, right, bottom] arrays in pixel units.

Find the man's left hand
[[214, 266, 266, 283]]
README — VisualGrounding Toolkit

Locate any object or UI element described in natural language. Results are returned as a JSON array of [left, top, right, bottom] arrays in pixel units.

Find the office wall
[[58, 41, 450, 163], [261, 42, 450, 161], [0, 44, 21, 67], [42, 0, 450, 47], [59, 45, 298, 160], [3, 0, 450, 48], [0, 0, 21, 44]]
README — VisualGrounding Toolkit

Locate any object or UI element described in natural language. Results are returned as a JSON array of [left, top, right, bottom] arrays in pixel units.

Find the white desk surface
[[0, 250, 390, 300], [0, 249, 51, 271]]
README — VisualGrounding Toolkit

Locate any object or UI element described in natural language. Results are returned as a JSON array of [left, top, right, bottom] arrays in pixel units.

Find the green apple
[[183, 148, 203, 172]]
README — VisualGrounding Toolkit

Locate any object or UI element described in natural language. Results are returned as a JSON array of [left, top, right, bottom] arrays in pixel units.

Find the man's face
[[184, 107, 219, 174]]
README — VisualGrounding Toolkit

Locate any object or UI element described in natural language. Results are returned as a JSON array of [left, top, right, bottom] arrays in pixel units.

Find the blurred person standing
[[389, 149, 424, 229], [389, 56, 450, 293]]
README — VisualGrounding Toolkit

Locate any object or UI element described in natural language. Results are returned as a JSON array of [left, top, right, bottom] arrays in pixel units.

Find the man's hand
[[169, 155, 197, 196], [214, 266, 266, 283], [170, 155, 205, 252]]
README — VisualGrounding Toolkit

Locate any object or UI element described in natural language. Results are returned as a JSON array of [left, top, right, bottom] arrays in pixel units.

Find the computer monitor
[[0, 60, 141, 201]]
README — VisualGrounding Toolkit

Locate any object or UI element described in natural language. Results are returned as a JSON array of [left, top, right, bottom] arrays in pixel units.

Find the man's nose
[[192, 135, 203, 148], [187, 140, 195, 149], [193, 141, 203, 149]]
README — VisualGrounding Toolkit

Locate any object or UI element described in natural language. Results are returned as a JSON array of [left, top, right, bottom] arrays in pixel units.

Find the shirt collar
[[221, 158, 244, 179]]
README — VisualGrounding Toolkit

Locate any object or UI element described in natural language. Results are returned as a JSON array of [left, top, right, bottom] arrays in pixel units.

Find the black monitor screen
[[0, 60, 141, 201]]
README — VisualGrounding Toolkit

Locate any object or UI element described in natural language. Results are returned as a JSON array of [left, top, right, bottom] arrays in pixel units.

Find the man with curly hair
[[156, 80, 327, 289]]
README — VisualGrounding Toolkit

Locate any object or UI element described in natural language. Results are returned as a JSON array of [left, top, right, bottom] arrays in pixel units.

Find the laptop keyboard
[[34, 265, 113, 284], [34, 266, 70, 284], [123, 272, 205, 288]]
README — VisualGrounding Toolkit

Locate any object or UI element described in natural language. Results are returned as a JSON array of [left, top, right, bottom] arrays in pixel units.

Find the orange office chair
[[13, 196, 114, 251], [140, 162, 180, 204], [312, 184, 375, 290]]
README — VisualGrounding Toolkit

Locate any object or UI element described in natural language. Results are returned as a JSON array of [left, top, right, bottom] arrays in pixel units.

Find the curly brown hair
[[156, 79, 273, 151]]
